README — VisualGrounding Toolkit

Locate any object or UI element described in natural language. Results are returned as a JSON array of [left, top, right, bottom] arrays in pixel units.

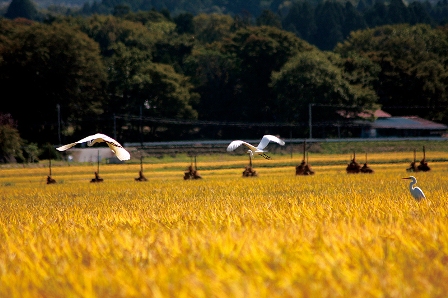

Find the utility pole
[[97, 150, 100, 174], [308, 103, 313, 139], [57, 104, 61, 145], [140, 105, 143, 147], [290, 130, 293, 159], [113, 114, 117, 140]]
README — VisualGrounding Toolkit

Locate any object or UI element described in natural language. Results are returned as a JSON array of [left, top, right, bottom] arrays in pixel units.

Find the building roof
[[371, 116, 448, 130], [369, 109, 392, 118], [337, 109, 391, 119]]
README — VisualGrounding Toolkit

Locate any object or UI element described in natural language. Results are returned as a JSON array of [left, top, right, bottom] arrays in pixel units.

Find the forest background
[[2, 0, 448, 162]]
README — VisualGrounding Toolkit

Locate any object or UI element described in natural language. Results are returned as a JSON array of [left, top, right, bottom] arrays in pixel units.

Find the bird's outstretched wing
[[257, 135, 285, 150], [227, 140, 258, 152], [75, 133, 105, 145], [56, 133, 130, 161], [56, 133, 104, 151], [95, 134, 130, 160], [56, 142, 78, 151], [90, 133, 117, 144], [105, 142, 130, 161], [227, 140, 244, 151]]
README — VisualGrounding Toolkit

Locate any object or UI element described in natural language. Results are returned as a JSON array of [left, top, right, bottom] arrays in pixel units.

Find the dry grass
[[1, 154, 448, 297]]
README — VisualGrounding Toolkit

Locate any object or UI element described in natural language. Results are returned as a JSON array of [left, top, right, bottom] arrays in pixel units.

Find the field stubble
[[1, 153, 448, 297]]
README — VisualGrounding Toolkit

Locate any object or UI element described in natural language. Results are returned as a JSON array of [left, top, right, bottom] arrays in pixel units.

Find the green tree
[[335, 24, 448, 122], [356, 0, 369, 12], [0, 18, 32, 62], [256, 10, 282, 29], [0, 21, 107, 144], [22, 142, 40, 163], [224, 26, 315, 121], [314, 1, 344, 50], [112, 4, 130, 17], [364, 1, 388, 28], [126, 61, 199, 139], [270, 0, 286, 12], [193, 13, 234, 44], [430, 0, 448, 24], [69, 15, 158, 58], [333, 52, 380, 92], [174, 12, 195, 34], [152, 34, 194, 73], [282, 1, 316, 42], [4, 0, 39, 21], [184, 48, 240, 121], [227, 0, 261, 16], [104, 41, 199, 139], [105, 44, 153, 117], [0, 113, 23, 163], [387, 0, 410, 24], [130, 62, 199, 119], [64, 16, 155, 100], [342, 2, 366, 38], [270, 51, 378, 124], [408, 2, 432, 25], [69, 14, 198, 140], [57, 16, 153, 131], [123, 10, 171, 25]]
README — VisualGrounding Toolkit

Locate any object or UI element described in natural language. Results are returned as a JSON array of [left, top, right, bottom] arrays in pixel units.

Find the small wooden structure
[[406, 149, 419, 172], [243, 154, 258, 177], [417, 146, 430, 172], [296, 141, 315, 175], [360, 153, 374, 173], [184, 156, 202, 180], [90, 171, 104, 183], [91, 150, 104, 182], [46, 158, 57, 184], [407, 146, 431, 172], [135, 156, 148, 181], [346, 151, 361, 174], [46, 175, 56, 184]]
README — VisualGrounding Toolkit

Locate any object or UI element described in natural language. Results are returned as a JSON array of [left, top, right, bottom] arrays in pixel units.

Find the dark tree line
[[278, 0, 439, 50], [4, 0, 448, 51], [62, 0, 448, 50], [2, 6, 448, 162]]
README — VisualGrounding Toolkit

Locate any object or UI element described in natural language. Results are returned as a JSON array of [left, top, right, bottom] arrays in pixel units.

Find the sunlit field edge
[[1, 152, 448, 297]]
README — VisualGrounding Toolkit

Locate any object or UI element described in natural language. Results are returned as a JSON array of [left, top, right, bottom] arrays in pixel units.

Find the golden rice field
[[1, 151, 448, 297]]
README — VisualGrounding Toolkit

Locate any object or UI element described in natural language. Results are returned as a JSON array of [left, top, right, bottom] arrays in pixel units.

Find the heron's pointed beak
[[402, 177, 411, 179]]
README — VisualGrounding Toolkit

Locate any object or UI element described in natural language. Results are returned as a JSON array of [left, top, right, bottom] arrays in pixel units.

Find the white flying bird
[[402, 176, 426, 200], [56, 133, 130, 161], [227, 135, 285, 159]]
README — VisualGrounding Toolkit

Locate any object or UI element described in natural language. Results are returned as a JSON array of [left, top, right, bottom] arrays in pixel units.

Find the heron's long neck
[[409, 181, 416, 191]]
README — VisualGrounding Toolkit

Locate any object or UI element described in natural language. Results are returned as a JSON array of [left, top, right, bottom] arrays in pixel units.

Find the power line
[[113, 114, 393, 128], [114, 114, 303, 127]]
